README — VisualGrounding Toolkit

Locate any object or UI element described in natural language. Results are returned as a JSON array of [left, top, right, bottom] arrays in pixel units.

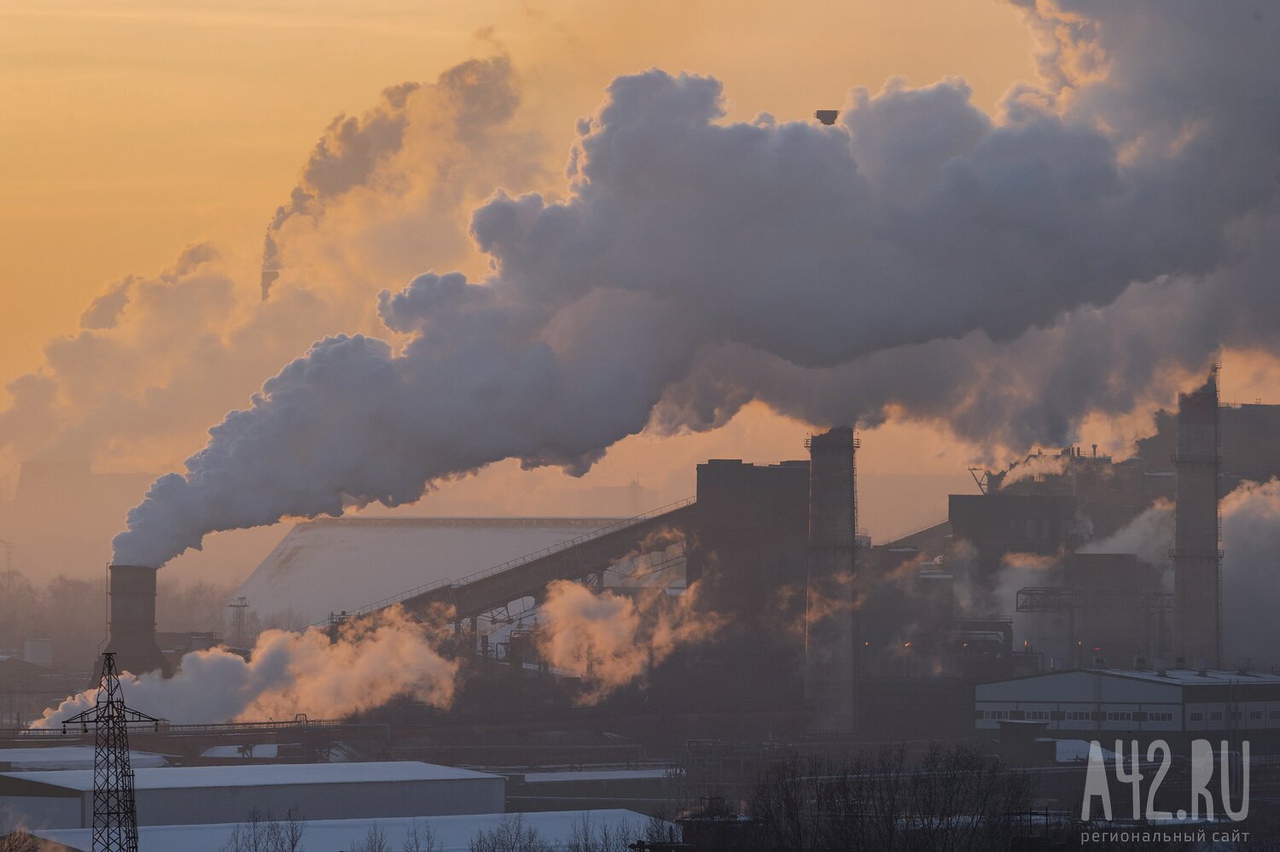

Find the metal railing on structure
[[314, 497, 696, 625], [2, 715, 350, 740]]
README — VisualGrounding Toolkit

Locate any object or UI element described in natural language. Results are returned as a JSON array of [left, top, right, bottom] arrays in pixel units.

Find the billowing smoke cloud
[[0, 55, 539, 485], [260, 55, 542, 300], [107, 2, 1280, 566], [32, 606, 457, 727], [532, 579, 723, 705]]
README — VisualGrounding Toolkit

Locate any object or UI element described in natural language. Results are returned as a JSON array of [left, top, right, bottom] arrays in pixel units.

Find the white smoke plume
[[0, 55, 538, 485], [532, 579, 723, 705], [1000, 452, 1071, 489], [32, 606, 457, 727], [99, 2, 1280, 564], [1079, 498, 1175, 567]]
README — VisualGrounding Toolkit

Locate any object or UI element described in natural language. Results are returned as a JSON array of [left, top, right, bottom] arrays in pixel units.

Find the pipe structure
[[804, 427, 859, 734]]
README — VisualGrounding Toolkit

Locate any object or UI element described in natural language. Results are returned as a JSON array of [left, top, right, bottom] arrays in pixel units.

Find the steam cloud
[[32, 606, 456, 727], [1220, 479, 1280, 666], [1079, 498, 1175, 567], [41, 1, 1273, 565], [0, 56, 539, 481], [533, 579, 723, 705], [1068, 482, 1280, 666]]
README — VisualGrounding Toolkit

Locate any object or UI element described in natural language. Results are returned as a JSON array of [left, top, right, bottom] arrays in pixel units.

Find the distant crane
[[63, 653, 162, 852]]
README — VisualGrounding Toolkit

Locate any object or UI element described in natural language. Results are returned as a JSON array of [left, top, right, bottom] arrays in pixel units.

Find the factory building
[[976, 667, 1280, 749], [70, 376, 1280, 755], [0, 761, 503, 833]]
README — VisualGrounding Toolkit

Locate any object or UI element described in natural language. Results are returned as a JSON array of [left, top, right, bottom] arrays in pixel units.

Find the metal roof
[[0, 760, 498, 793], [233, 517, 619, 626]]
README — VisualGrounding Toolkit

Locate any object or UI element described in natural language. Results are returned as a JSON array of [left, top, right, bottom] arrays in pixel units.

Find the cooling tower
[[1172, 372, 1222, 668], [804, 427, 858, 734], [106, 563, 169, 676]]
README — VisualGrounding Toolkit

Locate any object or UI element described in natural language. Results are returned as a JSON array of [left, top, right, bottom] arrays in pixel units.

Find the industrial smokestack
[[804, 427, 858, 734], [106, 564, 169, 676], [1172, 370, 1221, 668]]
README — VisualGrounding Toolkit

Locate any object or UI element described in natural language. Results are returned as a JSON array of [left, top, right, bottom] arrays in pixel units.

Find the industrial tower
[[1172, 370, 1223, 668], [804, 427, 859, 734], [63, 653, 161, 852]]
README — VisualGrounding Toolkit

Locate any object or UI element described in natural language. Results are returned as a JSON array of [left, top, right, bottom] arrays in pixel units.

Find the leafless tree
[[566, 812, 641, 852], [747, 743, 1032, 852], [401, 819, 442, 852], [643, 807, 682, 846], [352, 823, 389, 852], [468, 814, 553, 852], [220, 806, 306, 852], [0, 831, 37, 852]]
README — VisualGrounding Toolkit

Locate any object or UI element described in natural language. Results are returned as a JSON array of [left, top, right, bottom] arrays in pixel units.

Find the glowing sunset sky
[[2, 1, 1277, 581]]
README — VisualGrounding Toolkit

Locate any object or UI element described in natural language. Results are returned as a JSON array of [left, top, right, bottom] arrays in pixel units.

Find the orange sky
[[0, 0, 1033, 375], [10, 1, 1273, 584]]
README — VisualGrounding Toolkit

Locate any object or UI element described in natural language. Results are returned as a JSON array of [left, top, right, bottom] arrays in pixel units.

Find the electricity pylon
[[63, 652, 163, 852]]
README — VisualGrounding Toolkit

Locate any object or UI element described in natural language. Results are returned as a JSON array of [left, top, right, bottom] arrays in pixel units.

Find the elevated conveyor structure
[[342, 499, 699, 626]]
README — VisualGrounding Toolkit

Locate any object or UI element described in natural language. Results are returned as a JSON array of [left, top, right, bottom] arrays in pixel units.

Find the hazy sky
[[4, 1, 1278, 582], [0, 2, 1033, 537], [0, 0, 1031, 374]]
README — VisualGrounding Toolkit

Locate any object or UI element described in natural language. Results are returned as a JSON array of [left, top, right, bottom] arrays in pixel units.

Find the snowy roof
[[233, 516, 621, 625], [0, 760, 498, 793], [985, 667, 1280, 688], [522, 768, 673, 783], [199, 744, 278, 759], [0, 746, 167, 772], [31, 809, 659, 852]]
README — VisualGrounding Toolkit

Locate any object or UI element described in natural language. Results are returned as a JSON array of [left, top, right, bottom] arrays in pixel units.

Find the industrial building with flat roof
[[976, 667, 1280, 748], [0, 761, 503, 833]]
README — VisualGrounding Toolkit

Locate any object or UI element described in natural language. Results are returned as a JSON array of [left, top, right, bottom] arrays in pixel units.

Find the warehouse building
[[976, 667, 1280, 749], [0, 761, 503, 832]]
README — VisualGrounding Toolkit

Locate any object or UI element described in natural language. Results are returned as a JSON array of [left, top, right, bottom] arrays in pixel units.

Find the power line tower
[[63, 653, 162, 852]]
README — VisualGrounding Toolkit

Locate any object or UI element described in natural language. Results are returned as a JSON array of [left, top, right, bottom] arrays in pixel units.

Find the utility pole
[[63, 653, 162, 852]]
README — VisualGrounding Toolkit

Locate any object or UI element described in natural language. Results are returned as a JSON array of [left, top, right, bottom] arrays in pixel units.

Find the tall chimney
[[106, 564, 169, 676], [1172, 370, 1221, 668], [804, 427, 858, 734]]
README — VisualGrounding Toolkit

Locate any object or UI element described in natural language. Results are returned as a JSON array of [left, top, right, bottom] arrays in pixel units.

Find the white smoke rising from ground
[[31, 606, 456, 727], [533, 579, 724, 705], [111, 2, 1280, 566]]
